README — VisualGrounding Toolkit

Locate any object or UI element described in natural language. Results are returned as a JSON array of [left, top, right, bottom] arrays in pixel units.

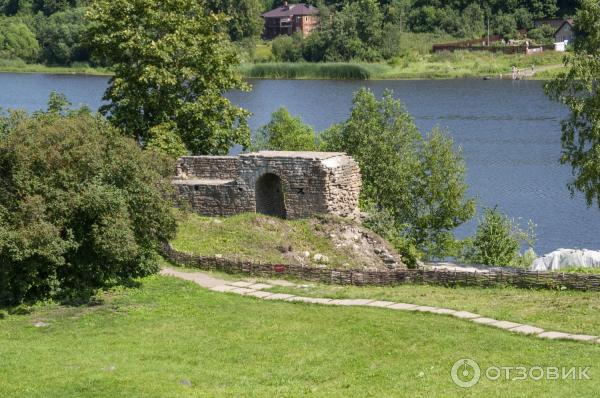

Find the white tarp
[[531, 249, 600, 271]]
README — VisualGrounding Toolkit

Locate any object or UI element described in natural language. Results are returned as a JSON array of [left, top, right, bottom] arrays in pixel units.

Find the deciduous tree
[[321, 89, 475, 259], [87, 0, 250, 155], [545, 0, 600, 209]]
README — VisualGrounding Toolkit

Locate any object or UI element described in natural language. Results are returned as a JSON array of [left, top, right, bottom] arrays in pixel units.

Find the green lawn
[[171, 212, 378, 269], [259, 280, 600, 337], [0, 275, 598, 397]]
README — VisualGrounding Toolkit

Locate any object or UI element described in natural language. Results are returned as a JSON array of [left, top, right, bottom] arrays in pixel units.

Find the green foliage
[[32, 0, 78, 16], [545, 0, 600, 209], [205, 0, 263, 41], [0, 17, 39, 62], [313, 0, 385, 62], [271, 33, 303, 62], [35, 7, 89, 65], [87, 0, 250, 155], [528, 23, 557, 43], [361, 203, 421, 267], [493, 11, 518, 38], [251, 107, 317, 151], [461, 207, 536, 267], [0, 97, 176, 305], [321, 88, 475, 259], [408, 0, 560, 35], [145, 121, 188, 159]]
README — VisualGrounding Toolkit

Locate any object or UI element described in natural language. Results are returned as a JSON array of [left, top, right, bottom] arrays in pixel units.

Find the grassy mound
[[171, 212, 401, 269]]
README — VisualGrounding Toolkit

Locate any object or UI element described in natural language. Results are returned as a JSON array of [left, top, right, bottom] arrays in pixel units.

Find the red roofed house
[[262, 2, 319, 39]]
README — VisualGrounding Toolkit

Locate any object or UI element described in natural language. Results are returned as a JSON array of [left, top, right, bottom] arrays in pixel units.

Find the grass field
[[0, 274, 599, 397], [263, 280, 600, 336]]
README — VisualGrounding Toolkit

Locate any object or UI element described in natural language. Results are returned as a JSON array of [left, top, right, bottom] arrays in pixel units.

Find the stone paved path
[[160, 268, 600, 345]]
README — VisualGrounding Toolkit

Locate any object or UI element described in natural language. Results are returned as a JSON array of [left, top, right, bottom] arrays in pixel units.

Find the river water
[[0, 72, 597, 254]]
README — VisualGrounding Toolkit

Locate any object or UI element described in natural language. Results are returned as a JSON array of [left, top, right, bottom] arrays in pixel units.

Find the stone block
[[510, 325, 545, 335]]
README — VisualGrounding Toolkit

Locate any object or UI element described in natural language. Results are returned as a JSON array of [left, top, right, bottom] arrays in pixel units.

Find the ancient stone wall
[[173, 151, 361, 220], [176, 156, 240, 180], [322, 156, 361, 218], [173, 180, 252, 216], [237, 153, 331, 219]]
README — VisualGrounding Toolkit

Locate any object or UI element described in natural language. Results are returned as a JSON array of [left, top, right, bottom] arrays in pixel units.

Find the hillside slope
[[171, 212, 404, 270]]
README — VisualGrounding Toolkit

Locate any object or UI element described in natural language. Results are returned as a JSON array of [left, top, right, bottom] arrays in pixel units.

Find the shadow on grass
[[0, 276, 145, 319]]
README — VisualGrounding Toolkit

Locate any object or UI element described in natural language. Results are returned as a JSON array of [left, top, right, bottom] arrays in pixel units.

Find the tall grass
[[239, 62, 374, 80], [0, 57, 112, 75]]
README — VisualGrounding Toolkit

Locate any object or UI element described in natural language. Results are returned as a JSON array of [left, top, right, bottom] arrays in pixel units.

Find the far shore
[[0, 58, 565, 81]]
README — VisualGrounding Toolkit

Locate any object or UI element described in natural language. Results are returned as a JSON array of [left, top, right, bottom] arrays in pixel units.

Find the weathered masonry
[[173, 151, 361, 219]]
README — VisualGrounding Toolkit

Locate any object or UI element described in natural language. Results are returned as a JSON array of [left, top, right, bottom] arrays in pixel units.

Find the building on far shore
[[554, 19, 575, 43], [534, 18, 568, 30], [262, 2, 319, 39]]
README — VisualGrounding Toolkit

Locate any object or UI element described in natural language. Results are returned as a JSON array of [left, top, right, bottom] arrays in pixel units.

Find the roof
[[172, 178, 235, 186], [262, 3, 319, 18], [554, 19, 575, 35], [534, 19, 569, 29], [241, 151, 345, 160]]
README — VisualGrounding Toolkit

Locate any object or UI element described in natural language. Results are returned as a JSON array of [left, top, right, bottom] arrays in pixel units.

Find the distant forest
[[0, 0, 580, 66]]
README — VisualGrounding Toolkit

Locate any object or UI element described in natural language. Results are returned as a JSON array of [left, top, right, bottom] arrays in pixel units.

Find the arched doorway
[[255, 173, 286, 218]]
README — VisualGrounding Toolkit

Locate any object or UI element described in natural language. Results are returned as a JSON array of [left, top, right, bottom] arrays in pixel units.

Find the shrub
[[0, 99, 176, 305], [362, 203, 421, 268], [461, 207, 536, 267], [251, 107, 317, 151], [528, 24, 556, 44], [271, 33, 303, 62]]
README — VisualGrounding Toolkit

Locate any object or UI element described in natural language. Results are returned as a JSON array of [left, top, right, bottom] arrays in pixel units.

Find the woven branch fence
[[162, 244, 600, 291]]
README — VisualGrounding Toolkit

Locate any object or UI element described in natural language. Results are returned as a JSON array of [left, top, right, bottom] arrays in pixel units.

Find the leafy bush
[[362, 203, 421, 268], [271, 33, 303, 62], [251, 107, 317, 151], [0, 96, 176, 305], [528, 24, 556, 43], [461, 207, 536, 267]]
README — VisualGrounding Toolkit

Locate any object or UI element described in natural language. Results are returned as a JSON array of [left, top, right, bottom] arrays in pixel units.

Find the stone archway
[[255, 173, 287, 218]]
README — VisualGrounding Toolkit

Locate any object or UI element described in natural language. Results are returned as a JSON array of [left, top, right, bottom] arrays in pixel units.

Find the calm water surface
[[0, 73, 597, 254]]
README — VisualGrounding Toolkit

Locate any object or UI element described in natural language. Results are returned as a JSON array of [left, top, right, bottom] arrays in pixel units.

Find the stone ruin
[[173, 151, 361, 219]]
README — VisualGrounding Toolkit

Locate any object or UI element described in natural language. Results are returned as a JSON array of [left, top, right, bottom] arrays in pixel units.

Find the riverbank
[[240, 51, 566, 80], [0, 59, 112, 76], [0, 50, 565, 80]]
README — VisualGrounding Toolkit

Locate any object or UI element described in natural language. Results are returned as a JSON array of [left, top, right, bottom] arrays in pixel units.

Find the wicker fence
[[163, 244, 600, 291]]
